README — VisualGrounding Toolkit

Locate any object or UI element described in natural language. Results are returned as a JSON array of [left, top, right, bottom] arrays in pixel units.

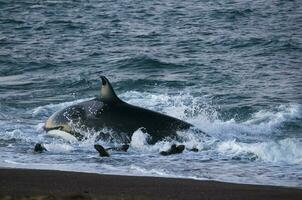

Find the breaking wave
[[1, 91, 301, 187], [217, 138, 302, 164]]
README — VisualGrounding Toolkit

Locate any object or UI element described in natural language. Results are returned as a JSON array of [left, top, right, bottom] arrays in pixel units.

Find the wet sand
[[0, 168, 301, 200]]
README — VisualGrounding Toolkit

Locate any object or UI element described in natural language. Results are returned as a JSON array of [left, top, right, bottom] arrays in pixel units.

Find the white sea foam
[[217, 138, 302, 164], [120, 91, 210, 120], [128, 165, 169, 176], [129, 128, 164, 152], [130, 128, 151, 150], [192, 103, 302, 139], [244, 104, 302, 130], [3, 91, 300, 187], [2, 129, 43, 142], [44, 143, 74, 153]]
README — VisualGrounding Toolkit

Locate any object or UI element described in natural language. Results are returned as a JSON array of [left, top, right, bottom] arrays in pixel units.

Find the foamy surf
[[217, 138, 302, 164], [1, 92, 301, 187]]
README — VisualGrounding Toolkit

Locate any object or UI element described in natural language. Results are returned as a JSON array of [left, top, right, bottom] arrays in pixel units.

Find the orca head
[[43, 105, 86, 135], [44, 76, 120, 136]]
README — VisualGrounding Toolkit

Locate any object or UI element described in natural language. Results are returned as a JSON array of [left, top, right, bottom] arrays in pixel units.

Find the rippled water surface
[[0, 0, 302, 187]]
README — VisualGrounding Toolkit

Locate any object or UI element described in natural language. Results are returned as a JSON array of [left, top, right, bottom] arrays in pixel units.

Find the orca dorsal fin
[[100, 76, 122, 103]]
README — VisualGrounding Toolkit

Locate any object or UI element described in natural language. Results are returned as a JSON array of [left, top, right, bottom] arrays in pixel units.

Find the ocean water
[[0, 0, 302, 187]]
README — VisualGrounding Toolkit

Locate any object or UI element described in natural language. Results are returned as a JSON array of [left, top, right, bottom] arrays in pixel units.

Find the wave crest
[[218, 138, 302, 164]]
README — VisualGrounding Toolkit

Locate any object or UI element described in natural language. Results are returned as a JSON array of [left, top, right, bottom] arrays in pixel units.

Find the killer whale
[[44, 76, 193, 144]]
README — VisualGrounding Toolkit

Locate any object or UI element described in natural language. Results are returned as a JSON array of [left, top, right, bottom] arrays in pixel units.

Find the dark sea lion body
[[44, 76, 192, 143]]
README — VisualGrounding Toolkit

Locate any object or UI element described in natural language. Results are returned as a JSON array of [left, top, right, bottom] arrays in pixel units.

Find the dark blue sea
[[0, 0, 302, 187]]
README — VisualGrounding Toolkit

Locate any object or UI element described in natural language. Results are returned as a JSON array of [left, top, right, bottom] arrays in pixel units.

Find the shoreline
[[0, 168, 301, 200], [0, 166, 298, 188]]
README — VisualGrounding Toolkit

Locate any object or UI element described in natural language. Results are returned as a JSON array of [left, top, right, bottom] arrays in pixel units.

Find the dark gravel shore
[[0, 168, 301, 200]]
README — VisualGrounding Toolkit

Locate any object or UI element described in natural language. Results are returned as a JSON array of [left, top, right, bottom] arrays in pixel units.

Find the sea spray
[[1, 91, 302, 187], [217, 138, 302, 164]]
